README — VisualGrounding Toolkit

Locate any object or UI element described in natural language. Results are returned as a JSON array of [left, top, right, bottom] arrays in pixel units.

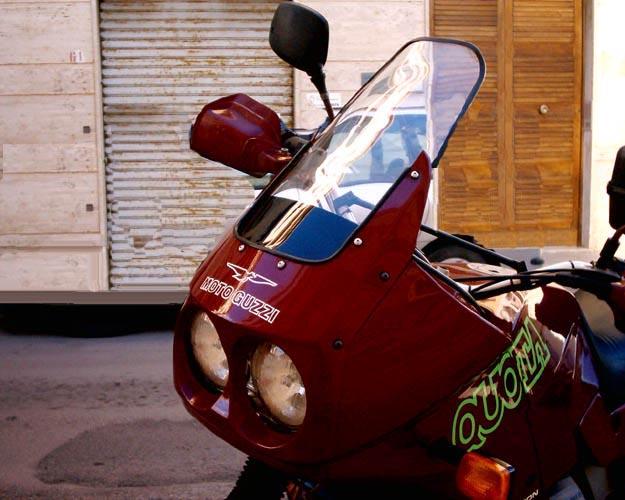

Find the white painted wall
[[589, 0, 625, 251]]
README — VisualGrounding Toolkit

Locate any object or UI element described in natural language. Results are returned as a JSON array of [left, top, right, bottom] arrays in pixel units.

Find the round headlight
[[251, 343, 306, 427], [190, 311, 228, 388]]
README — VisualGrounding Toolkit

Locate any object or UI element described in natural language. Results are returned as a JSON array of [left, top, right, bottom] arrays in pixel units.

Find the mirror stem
[[310, 70, 335, 120], [319, 91, 335, 121]]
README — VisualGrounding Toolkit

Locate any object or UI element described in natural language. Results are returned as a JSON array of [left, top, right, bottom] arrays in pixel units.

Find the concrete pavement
[[0, 312, 245, 499]]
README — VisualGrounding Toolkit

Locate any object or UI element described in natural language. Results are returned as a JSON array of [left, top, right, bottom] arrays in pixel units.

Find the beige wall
[[0, 0, 107, 291], [588, 0, 625, 252], [0, 0, 621, 295], [296, 1, 426, 129]]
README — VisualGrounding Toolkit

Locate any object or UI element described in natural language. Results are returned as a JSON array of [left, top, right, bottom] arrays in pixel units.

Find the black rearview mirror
[[270, 2, 334, 119], [608, 146, 625, 230]]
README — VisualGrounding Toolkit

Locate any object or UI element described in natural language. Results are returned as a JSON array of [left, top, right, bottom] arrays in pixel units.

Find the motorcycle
[[174, 3, 625, 499]]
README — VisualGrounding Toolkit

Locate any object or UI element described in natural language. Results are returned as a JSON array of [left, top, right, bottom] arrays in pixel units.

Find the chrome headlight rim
[[246, 363, 298, 434], [188, 310, 229, 392], [248, 342, 307, 431]]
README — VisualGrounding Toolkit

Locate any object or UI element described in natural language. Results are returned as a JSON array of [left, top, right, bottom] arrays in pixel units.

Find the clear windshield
[[238, 39, 484, 261]]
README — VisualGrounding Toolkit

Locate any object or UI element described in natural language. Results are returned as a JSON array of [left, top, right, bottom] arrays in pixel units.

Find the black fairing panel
[[577, 290, 625, 409]]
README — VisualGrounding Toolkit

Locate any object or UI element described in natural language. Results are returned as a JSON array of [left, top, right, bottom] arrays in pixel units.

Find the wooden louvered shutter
[[432, 0, 582, 248], [510, 0, 582, 246], [431, 1, 501, 237]]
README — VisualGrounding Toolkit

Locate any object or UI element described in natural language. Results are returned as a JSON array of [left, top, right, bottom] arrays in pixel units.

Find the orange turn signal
[[456, 452, 513, 500]]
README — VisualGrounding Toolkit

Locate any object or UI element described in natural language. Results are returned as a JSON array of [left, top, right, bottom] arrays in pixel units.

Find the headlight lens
[[190, 311, 228, 388], [251, 343, 306, 427]]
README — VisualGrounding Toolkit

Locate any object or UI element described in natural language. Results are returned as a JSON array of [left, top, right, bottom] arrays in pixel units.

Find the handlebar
[[461, 267, 621, 301], [279, 118, 331, 156]]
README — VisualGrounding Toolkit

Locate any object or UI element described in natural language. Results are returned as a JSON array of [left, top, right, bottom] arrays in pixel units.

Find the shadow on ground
[[0, 304, 180, 338], [37, 419, 245, 488]]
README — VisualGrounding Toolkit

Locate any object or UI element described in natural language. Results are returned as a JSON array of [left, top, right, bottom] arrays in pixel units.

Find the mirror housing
[[269, 2, 329, 76], [608, 146, 625, 230], [270, 2, 334, 119]]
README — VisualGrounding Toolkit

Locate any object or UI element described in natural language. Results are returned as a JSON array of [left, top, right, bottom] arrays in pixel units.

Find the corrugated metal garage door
[[100, 0, 292, 289]]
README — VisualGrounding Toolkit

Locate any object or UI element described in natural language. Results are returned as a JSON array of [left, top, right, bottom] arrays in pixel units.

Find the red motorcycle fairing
[[406, 282, 625, 500], [334, 259, 511, 454], [174, 36, 625, 496], [174, 152, 549, 494], [175, 152, 436, 468], [172, 31, 625, 497], [393, 285, 600, 499], [525, 286, 601, 486], [179, 231, 613, 499]]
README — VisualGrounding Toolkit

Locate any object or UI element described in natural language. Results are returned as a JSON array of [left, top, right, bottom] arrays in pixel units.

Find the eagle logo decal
[[226, 263, 278, 287]]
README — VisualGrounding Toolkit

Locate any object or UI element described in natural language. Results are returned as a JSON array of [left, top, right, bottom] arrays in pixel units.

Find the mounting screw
[[277, 260, 286, 269], [410, 171, 420, 180], [353, 238, 363, 246], [332, 339, 344, 350], [380, 271, 390, 281], [238, 244, 245, 252]]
